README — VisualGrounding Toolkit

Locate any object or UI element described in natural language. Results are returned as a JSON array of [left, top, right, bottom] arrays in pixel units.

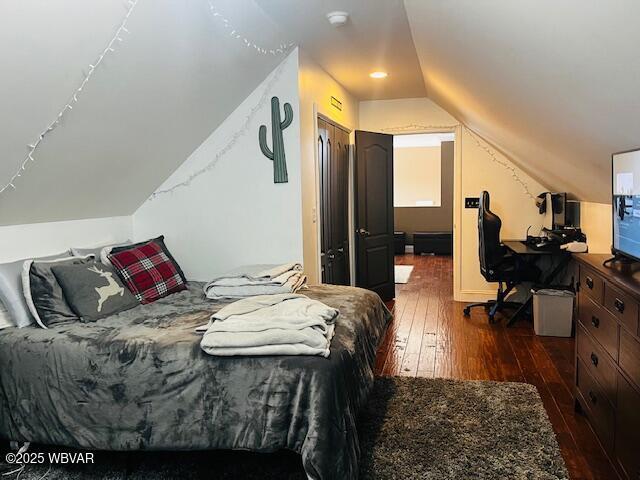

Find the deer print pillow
[[52, 262, 139, 322]]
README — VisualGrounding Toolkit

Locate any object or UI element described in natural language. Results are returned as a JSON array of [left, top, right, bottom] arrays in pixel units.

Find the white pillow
[[71, 240, 131, 262], [100, 241, 132, 266], [0, 252, 70, 328], [0, 300, 14, 330]]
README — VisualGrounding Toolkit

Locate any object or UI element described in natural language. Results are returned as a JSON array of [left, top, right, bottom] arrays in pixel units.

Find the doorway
[[393, 132, 455, 288], [316, 124, 456, 303]]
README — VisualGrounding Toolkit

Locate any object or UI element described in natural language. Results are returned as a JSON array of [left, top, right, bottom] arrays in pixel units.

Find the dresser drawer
[[604, 283, 639, 335], [580, 266, 604, 303], [577, 325, 617, 405], [579, 294, 620, 361], [615, 373, 640, 480], [620, 329, 640, 390], [576, 359, 616, 452]]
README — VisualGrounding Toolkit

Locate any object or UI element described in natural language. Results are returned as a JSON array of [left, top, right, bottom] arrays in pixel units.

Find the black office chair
[[463, 191, 541, 323]]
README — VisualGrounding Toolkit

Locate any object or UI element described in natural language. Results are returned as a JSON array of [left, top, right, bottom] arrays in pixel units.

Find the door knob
[[358, 228, 371, 237]]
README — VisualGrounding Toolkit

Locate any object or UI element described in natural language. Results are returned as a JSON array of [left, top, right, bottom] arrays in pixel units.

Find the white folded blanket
[[203, 342, 334, 357], [204, 263, 307, 299], [199, 293, 338, 357], [207, 263, 302, 286]]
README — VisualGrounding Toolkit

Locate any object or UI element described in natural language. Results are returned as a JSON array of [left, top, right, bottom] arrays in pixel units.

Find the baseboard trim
[[455, 289, 497, 303]]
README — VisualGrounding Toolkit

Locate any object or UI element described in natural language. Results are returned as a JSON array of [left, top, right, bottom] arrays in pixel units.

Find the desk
[[502, 240, 563, 255], [502, 240, 571, 326]]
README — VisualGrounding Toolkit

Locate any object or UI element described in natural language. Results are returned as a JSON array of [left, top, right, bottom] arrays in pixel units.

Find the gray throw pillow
[[0, 252, 71, 328], [23, 256, 92, 328], [52, 262, 139, 322]]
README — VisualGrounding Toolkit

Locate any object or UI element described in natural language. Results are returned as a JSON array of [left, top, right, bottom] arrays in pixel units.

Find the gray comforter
[[0, 283, 391, 480]]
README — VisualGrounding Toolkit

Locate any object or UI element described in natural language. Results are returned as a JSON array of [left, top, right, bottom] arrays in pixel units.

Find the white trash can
[[532, 288, 575, 337]]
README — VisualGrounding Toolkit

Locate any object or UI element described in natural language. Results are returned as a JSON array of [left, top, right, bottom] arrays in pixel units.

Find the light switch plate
[[465, 197, 480, 208]]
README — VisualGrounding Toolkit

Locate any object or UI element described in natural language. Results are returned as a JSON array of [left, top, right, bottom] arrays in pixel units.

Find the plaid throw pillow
[[108, 240, 186, 304]]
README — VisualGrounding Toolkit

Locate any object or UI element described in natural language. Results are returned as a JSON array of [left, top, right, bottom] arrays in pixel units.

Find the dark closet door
[[330, 126, 350, 286], [318, 118, 332, 283], [318, 118, 350, 286], [355, 130, 395, 301]]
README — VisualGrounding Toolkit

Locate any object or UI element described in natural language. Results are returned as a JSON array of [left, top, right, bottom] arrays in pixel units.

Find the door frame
[[382, 126, 461, 299], [315, 111, 354, 285], [314, 119, 461, 296]]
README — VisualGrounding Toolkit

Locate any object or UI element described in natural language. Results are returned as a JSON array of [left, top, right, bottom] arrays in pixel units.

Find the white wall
[[359, 98, 456, 133], [133, 50, 302, 281], [458, 129, 550, 300], [0, 216, 132, 263], [298, 51, 359, 285], [359, 97, 551, 301]]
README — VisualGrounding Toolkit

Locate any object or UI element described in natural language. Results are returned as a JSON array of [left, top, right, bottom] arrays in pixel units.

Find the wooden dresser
[[574, 254, 640, 480]]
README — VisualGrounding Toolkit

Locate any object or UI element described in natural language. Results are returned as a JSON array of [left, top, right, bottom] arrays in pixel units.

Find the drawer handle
[[588, 390, 597, 404], [590, 352, 599, 367], [614, 298, 625, 313], [591, 316, 600, 328], [585, 276, 594, 289]]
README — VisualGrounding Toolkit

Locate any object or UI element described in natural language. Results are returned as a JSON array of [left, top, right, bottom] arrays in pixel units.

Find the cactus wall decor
[[259, 96, 293, 183]]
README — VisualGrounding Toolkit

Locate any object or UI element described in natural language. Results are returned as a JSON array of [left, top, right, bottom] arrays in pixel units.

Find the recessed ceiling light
[[369, 71, 388, 79]]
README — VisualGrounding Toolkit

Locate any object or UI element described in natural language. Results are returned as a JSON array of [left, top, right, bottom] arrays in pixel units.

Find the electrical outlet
[[465, 197, 480, 208]]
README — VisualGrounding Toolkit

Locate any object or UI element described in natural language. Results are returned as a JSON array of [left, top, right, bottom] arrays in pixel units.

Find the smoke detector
[[327, 11, 349, 27]]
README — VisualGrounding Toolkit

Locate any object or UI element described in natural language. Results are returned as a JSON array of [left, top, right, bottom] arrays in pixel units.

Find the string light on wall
[[381, 123, 536, 200], [207, 0, 295, 56], [463, 127, 536, 200], [381, 124, 457, 133], [0, 0, 140, 196]]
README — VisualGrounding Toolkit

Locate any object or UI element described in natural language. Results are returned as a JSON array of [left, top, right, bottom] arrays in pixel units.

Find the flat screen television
[[612, 148, 640, 261]]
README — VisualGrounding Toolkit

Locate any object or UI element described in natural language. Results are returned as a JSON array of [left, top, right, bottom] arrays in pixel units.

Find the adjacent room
[[0, 1, 638, 479], [392, 132, 454, 285]]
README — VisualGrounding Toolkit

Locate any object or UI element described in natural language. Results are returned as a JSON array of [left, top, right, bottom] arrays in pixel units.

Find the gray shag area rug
[[0, 377, 568, 479]]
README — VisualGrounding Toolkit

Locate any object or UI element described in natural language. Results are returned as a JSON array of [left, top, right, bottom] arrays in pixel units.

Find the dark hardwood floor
[[376, 254, 621, 480]]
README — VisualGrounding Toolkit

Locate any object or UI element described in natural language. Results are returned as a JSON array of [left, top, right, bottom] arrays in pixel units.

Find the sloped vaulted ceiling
[[404, 0, 640, 203], [4, 0, 634, 224], [260, 0, 639, 204], [0, 0, 289, 225], [255, 0, 425, 100]]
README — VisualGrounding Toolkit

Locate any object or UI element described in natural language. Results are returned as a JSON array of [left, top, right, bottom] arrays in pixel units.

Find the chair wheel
[[488, 314, 496, 324], [463, 307, 471, 317]]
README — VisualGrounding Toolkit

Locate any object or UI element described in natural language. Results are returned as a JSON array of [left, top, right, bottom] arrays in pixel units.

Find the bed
[[0, 283, 391, 480]]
